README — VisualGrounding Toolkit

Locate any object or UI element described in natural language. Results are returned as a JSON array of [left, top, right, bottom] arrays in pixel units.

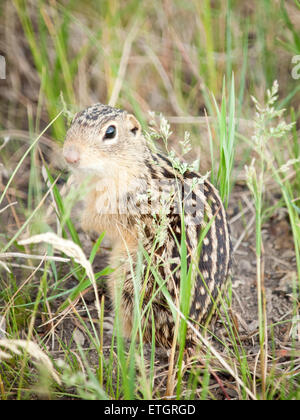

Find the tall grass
[[246, 81, 299, 399]]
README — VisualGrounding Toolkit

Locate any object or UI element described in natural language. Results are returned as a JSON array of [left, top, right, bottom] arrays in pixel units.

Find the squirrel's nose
[[63, 145, 80, 165]]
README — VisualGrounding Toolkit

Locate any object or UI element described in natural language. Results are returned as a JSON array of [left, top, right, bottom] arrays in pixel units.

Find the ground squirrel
[[63, 103, 232, 348]]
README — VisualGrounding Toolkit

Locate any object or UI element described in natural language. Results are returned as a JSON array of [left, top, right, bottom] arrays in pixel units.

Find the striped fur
[[63, 104, 232, 348]]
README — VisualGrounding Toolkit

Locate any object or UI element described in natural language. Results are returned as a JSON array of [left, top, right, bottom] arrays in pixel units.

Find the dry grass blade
[[0, 201, 18, 214], [0, 339, 61, 384], [18, 232, 101, 321], [0, 316, 6, 339], [0, 252, 70, 263], [0, 260, 11, 273], [108, 21, 140, 107]]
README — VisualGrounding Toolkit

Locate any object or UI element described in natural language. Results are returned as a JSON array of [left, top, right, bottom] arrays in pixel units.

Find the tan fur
[[63, 103, 232, 347]]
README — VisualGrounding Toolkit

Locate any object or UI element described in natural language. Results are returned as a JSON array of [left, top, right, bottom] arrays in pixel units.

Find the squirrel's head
[[63, 103, 146, 177]]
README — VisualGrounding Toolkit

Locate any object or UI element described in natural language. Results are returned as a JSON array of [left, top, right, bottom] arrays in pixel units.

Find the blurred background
[[0, 0, 299, 144]]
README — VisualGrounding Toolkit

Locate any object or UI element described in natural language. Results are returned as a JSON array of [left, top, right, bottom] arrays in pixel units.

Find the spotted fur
[[63, 104, 232, 348]]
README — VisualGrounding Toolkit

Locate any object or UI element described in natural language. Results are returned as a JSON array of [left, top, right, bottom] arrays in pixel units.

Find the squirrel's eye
[[103, 125, 117, 140]]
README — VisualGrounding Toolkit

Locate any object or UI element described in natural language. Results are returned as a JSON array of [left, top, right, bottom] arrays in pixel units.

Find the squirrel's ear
[[126, 114, 141, 136]]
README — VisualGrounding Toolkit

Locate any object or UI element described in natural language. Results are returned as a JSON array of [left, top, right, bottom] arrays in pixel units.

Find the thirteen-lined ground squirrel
[[63, 103, 232, 348]]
